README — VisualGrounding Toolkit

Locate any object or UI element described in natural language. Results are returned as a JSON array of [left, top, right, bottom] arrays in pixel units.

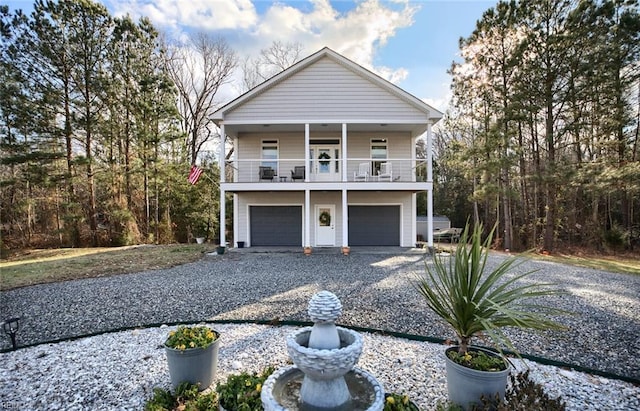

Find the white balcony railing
[[226, 158, 428, 183]]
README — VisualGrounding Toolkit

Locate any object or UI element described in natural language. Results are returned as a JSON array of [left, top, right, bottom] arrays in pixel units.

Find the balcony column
[[411, 134, 417, 183], [342, 188, 348, 247], [426, 121, 434, 248], [233, 193, 238, 246], [411, 133, 418, 248], [342, 123, 347, 182], [304, 189, 311, 248], [219, 124, 226, 247], [305, 124, 310, 182], [219, 124, 225, 183]]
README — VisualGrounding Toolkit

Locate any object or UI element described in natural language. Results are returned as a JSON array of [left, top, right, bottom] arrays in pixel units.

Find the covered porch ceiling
[[221, 121, 430, 139]]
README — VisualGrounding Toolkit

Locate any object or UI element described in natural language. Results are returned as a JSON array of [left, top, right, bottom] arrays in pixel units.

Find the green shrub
[[603, 224, 629, 251], [477, 371, 566, 410], [144, 382, 217, 411], [216, 367, 274, 411], [145, 387, 177, 411]]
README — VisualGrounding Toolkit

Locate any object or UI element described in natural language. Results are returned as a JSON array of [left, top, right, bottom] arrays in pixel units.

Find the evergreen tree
[[444, 0, 639, 251]]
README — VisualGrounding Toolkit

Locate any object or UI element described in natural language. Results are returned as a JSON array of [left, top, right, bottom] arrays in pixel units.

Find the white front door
[[316, 205, 335, 246], [310, 146, 340, 181]]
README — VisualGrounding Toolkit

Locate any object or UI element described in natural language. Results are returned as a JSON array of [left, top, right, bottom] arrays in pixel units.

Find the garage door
[[250, 206, 302, 246], [348, 206, 400, 246]]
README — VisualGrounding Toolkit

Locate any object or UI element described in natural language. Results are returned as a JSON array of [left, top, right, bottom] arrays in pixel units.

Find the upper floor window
[[261, 139, 278, 174], [371, 138, 387, 175]]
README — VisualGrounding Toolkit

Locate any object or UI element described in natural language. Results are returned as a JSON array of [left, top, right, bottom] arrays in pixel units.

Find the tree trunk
[[86, 119, 97, 247], [543, 89, 556, 252]]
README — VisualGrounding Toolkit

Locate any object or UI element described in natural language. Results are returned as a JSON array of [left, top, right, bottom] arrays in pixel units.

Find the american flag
[[188, 165, 203, 185]]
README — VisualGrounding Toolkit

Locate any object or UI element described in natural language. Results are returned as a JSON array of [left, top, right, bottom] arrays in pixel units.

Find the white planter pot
[[165, 337, 220, 391], [444, 346, 510, 410]]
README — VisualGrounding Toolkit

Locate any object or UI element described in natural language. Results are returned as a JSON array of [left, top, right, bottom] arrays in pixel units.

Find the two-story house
[[212, 47, 442, 252]]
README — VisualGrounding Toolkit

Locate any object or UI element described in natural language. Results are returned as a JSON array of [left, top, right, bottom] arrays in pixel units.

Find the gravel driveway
[[1, 249, 639, 380]]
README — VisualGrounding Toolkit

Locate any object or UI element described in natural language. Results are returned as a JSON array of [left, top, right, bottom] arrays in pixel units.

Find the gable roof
[[212, 47, 443, 124]]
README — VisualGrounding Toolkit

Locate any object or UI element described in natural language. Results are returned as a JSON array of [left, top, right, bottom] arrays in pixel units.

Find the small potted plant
[[190, 214, 209, 245], [413, 223, 567, 410], [164, 325, 220, 391]]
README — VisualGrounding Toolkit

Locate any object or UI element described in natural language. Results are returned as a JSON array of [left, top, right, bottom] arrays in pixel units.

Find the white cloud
[[108, 0, 258, 30], [422, 96, 449, 113], [255, 0, 418, 82], [376, 66, 408, 84], [108, 0, 418, 84]]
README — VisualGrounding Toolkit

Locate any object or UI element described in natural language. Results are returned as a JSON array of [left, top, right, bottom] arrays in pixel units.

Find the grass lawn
[[0, 244, 216, 291], [539, 253, 640, 276], [434, 242, 639, 276]]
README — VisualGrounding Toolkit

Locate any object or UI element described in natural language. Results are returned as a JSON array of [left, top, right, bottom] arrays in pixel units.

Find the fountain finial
[[308, 290, 342, 322]]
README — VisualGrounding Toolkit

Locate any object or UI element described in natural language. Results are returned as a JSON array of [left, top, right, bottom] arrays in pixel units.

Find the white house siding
[[346, 132, 412, 180], [348, 191, 414, 247], [237, 191, 346, 247], [225, 57, 429, 123], [236, 191, 416, 247], [237, 133, 306, 181], [236, 192, 305, 246]]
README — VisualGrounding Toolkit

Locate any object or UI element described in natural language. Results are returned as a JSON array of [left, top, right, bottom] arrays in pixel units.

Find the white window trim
[[370, 138, 388, 175], [261, 139, 279, 175]]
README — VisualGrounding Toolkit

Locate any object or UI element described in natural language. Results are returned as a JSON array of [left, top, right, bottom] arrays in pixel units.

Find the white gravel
[[0, 323, 638, 410], [1, 249, 639, 409]]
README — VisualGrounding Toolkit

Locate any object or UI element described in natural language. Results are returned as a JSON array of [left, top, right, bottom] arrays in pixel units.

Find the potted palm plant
[[164, 325, 220, 391], [413, 223, 567, 410]]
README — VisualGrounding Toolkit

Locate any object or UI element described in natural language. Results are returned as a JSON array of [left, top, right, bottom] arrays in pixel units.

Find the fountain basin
[[287, 327, 362, 380], [261, 365, 385, 411]]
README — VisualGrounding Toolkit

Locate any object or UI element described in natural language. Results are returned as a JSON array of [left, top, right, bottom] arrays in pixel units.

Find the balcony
[[222, 158, 431, 192], [227, 158, 428, 183]]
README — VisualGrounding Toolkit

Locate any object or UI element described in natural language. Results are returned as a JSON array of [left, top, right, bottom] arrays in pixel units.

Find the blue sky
[[5, 0, 496, 110]]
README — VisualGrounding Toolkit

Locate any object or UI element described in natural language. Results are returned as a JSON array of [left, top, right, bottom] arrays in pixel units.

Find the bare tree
[[240, 40, 304, 91], [261, 40, 304, 71], [165, 34, 236, 164]]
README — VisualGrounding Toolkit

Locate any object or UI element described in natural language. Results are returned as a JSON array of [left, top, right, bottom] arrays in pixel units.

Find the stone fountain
[[261, 291, 385, 411]]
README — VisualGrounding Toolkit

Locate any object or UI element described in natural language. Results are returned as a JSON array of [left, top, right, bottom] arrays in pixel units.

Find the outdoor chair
[[259, 166, 275, 181], [354, 162, 369, 181], [377, 162, 392, 181], [291, 166, 305, 181]]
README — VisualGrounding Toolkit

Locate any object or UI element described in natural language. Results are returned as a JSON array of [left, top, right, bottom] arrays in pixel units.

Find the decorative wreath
[[318, 152, 331, 160], [319, 211, 331, 226]]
